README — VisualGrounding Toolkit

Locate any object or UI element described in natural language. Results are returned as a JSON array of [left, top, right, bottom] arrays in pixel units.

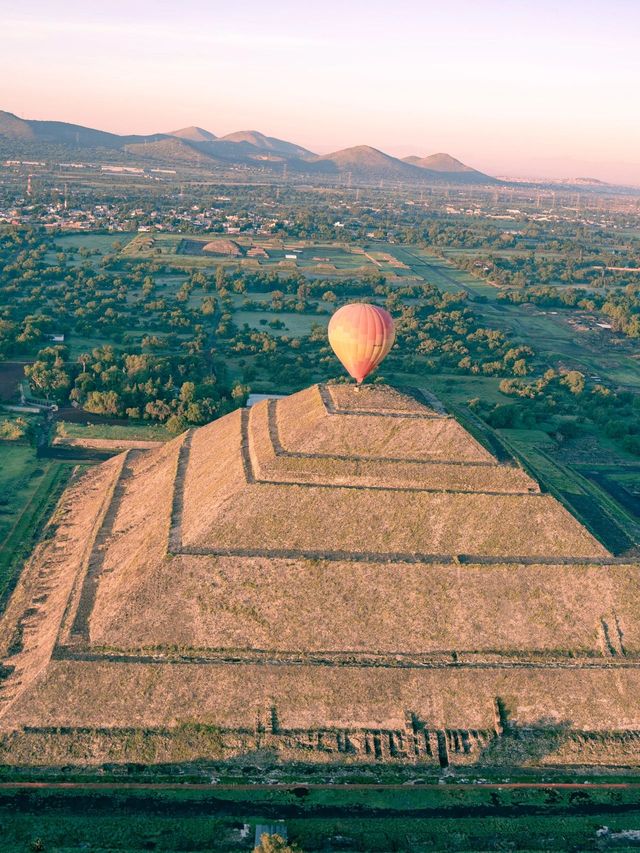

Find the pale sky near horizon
[[2, 0, 639, 184]]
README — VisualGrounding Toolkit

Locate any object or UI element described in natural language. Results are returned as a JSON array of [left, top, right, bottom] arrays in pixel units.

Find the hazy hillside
[[0, 110, 165, 149], [124, 137, 220, 165], [403, 152, 497, 183], [221, 130, 315, 159], [0, 110, 499, 184], [316, 145, 426, 181]]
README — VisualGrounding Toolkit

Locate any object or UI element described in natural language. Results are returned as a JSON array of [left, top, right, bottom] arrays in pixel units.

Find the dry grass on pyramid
[[0, 383, 638, 768]]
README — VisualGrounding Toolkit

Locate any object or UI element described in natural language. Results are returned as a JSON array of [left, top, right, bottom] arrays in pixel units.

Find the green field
[[55, 233, 132, 252], [2, 781, 640, 851], [55, 420, 171, 442], [0, 443, 74, 607], [234, 310, 325, 337], [44, 233, 135, 267], [388, 246, 498, 297]]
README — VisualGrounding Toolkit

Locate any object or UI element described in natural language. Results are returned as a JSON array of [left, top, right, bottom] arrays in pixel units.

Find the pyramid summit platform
[[1, 383, 639, 767]]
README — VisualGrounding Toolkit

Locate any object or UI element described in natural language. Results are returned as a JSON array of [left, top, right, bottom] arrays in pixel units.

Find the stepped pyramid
[[1, 384, 639, 767]]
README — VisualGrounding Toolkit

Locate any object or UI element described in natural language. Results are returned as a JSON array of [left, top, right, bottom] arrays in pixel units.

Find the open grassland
[[53, 233, 133, 253], [56, 419, 171, 442], [3, 782, 640, 852], [0, 444, 74, 607], [234, 310, 323, 337], [44, 233, 134, 267]]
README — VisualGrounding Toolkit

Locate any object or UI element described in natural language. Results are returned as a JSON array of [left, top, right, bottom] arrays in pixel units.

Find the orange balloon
[[328, 303, 395, 383]]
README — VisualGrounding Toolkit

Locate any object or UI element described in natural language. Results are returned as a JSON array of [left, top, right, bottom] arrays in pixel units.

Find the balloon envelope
[[328, 303, 395, 383]]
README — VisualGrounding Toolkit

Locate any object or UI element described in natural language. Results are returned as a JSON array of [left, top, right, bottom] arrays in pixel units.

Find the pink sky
[[2, 0, 639, 184]]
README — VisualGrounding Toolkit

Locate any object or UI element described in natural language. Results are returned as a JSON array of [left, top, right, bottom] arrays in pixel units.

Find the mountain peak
[[220, 130, 315, 158], [403, 152, 472, 172], [168, 126, 217, 142]]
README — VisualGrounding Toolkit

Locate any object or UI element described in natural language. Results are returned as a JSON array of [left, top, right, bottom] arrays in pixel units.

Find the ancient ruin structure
[[1, 384, 638, 766]]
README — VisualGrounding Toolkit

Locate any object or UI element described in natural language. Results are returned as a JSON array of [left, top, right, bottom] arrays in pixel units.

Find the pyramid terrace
[[0, 384, 639, 768]]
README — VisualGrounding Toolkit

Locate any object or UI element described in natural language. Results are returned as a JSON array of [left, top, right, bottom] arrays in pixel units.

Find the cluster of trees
[[2, 223, 541, 417], [471, 369, 640, 456], [456, 250, 640, 290], [498, 284, 640, 338], [25, 344, 243, 433], [0, 228, 231, 360], [212, 276, 538, 390], [387, 287, 535, 378]]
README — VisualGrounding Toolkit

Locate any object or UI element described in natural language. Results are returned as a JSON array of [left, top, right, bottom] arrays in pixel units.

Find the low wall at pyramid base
[[2, 723, 640, 769]]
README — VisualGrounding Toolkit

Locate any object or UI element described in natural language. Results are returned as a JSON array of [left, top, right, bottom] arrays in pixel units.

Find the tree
[[512, 358, 529, 376], [25, 347, 71, 402], [179, 381, 196, 404], [84, 390, 122, 416], [0, 417, 32, 442], [215, 266, 227, 291], [231, 383, 250, 404], [254, 834, 302, 853], [145, 399, 172, 421], [561, 370, 585, 395], [201, 296, 216, 316], [166, 414, 187, 434]]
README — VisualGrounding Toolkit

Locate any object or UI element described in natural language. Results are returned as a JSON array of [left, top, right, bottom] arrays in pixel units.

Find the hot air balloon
[[328, 303, 395, 383]]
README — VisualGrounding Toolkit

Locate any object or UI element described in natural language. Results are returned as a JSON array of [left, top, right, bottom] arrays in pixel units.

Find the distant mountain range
[[0, 110, 498, 185]]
